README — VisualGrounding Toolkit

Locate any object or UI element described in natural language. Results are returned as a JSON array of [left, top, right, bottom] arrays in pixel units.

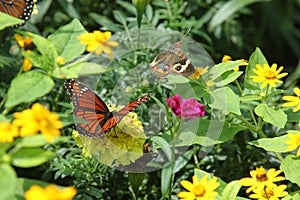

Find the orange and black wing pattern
[[65, 79, 151, 137], [0, 0, 34, 20]]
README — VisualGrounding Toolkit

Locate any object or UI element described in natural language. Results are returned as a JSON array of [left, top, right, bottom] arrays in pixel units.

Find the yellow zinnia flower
[[0, 122, 19, 143], [25, 185, 76, 200], [74, 104, 146, 167], [250, 63, 288, 88], [239, 166, 285, 193], [190, 66, 208, 79], [78, 31, 119, 60], [285, 131, 300, 156], [282, 87, 300, 112], [13, 103, 63, 142], [249, 184, 288, 200], [177, 175, 220, 200]]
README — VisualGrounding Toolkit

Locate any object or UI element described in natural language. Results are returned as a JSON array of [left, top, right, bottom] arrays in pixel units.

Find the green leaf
[[5, 71, 54, 108], [0, 12, 24, 30], [254, 104, 287, 128], [215, 71, 243, 87], [239, 94, 261, 101], [22, 50, 54, 72], [161, 163, 174, 199], [285, 109, 300, 123], [0, 164, 17, 200], [244, 47, 268, 90], [174, 149, 195, 173], [280, 155, 300, 187], [167, 75, 190, 83], [52, 62, 108, 79], [208, 0, 270, 31], [151, 136, 171, 161], [209, 61, 246, 81], [128, 173, 145, 198], [24, 32, 58, 72], [11, 148, 56, 168], [0, 115, 7, 122], [48, 19, 86, 62], [249, 135, 289, 152], [211, 87, 241, 115], [222, 180, 241, 200], [113, 10, 127, 26]]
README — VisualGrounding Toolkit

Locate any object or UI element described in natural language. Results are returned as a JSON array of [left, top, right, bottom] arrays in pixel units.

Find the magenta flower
[[166, 94, 205, 119]]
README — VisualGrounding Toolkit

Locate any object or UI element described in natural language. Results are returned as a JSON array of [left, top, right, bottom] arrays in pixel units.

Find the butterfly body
[[150, 41, 194, 78], [65, 79, 151, 138], [0, 0, 34, 21]]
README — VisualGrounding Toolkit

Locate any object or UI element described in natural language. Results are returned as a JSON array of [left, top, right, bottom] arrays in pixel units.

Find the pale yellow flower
[[0, 122, 19, 143], [250, 63, 288, 88], [25, 185, 76, 200], [74, 104, 146, 167], [285, 131, 300, 156], [177, 175, 220, 200], [282, 87, 300, 112], [239, 166, 285, 193], [78, 31, 119, 60]]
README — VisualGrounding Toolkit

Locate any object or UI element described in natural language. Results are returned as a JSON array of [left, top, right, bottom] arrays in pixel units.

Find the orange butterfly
[[65, 79, 151, 137]]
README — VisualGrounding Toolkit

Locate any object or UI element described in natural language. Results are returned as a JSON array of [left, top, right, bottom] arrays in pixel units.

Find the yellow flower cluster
[[0, 103, 63, 143], [25, 185, 76, 200], [73, 104, 146, 167], [239, 166, 288, 199]]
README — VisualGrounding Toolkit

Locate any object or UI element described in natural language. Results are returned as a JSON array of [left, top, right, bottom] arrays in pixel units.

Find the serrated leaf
[[11, 148, 55, 168], [249, 135, 289, 152], [48, 19, 86, 62], [254, 104, 287, 128], [211, 87, 241, 115], [244, 47, 268, 90], [280, 155, 300, 187], [5, 72, 54, 108]]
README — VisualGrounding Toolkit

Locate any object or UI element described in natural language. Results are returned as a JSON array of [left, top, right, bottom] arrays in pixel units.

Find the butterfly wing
[[0, 0, 34, 20], [65, 79, 113, 137], [150, 41, 194, 78], [65, 79, 152, 137]]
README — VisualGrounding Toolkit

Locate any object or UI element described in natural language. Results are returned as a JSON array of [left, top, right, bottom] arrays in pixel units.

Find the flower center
[[193, 185, 206, 197], [256, 173, 268, 182], [265, 71, 276, 79]]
